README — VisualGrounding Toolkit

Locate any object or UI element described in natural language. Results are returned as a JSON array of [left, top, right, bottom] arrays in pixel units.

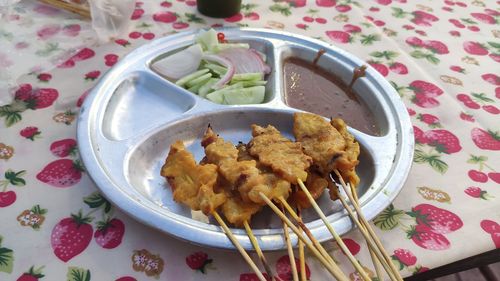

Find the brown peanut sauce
[[283, 57, 379, 135]]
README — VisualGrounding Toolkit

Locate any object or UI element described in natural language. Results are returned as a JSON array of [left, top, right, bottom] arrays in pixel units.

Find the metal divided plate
[[77, 28, 414, 251]]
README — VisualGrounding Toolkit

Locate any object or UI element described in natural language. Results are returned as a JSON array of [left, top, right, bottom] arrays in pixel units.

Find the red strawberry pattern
[[471, 128, 500, 150], [186, 251, 213, 273], [36, 159, 83, 188], [423, 129, 462, 154], [20, 126, 41, 141], [342, 238, 360, 255], [464, 186, 492, 200], [407, 224, 450, 251], [0, 191, 16, 208], [276, 255, 311, 281], [94, 218, 125, 249], [2, 0, 500, 279], [16, 266, 44, 281], [50, 139, 77, 158], [51, 212, 93, 262], [408, 204, 463, 234], [392, 248, 417, 267], [481, 220, 500, 248]]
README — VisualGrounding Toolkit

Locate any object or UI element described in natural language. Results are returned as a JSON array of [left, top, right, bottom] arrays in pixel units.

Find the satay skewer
[[213, 212, 268, 281], [297, 179, 371, 281], [332, 171, 402, 281], [349, 180, 384, 281], [39, 0, 91, 18], [277, 197, 336, 267], [280, 207, 299, 281], [259, 192, 349, 281], [333, 186, 397, 281], [296, 207, 307, 281], [243, 221, 277, 281]]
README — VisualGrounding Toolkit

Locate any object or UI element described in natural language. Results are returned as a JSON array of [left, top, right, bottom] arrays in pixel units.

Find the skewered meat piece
[[160, 141, 226, 215], [222, 196, 262, 227], [291, 170, 329, 209], [330, 118, 360, 187], [248, 124, 312, 184], [202, 127, 280, 205], [293, 112, 360, 187]]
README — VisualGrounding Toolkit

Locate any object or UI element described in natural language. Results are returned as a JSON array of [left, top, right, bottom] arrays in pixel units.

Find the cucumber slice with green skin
[[187, 77, 211, 94], [230, 72, 263, 82], [198, 78, 219, 97], [175, 69, 209, 87], [206, 89, 225, 104], [196, 29, 218, 52], [230, 80, 267, 87], [222, 86, 266, 105], [204, 63, 227, 76], [211, 43, 250, 52], [186, 73, 212, 88], [206, 82, 244, 103]]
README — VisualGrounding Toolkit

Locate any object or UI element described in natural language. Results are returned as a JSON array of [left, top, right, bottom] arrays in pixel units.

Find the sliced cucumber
[[206, 90, 225, 104], [186, 73, 212, 88], [206, 82, 245, 104], [230, 72, 263, 82], [198, 78, 218, 97], [204, 63, 227, 76], [212, 43, 250, 52], [175, 69, 210, 87], [231, 80, 267, 87], [187, 77, 210, 94], [223, 86, 266, 105], [196, 29, 218, 52]]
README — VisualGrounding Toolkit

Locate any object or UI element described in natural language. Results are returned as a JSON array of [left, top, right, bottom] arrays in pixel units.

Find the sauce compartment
[[279, 46, 389, 136], [125, 108, 376, 229], [149, 38, 277, 105], [102, 72, 196, 141]]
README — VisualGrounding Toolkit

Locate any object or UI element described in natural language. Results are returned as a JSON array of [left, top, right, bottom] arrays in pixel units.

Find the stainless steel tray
[[77, 28, 414, 251]]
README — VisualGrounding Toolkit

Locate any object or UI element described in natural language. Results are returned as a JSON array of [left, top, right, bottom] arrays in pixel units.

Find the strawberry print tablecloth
[[1, 0, 499, 280]]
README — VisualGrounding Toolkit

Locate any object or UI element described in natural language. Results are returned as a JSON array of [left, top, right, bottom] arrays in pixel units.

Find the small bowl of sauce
[[283, 56, 379, 135]]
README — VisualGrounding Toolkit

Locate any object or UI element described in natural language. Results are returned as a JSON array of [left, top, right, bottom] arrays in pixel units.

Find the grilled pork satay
[[201, 127, 274, 205], [293, 112, 360, 188], [330, 118, 360, 187], [222, 196, 262, 227], [237, 142, 292, 201], [160, 141, 226, 215], [291, 170, 329, 209], [248, 124, 312, 184]]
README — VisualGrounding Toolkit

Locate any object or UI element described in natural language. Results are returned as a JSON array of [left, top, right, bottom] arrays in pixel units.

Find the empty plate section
[[279, 45, 387, 136], [125, 108, 376, 229], [149, 38, 277, 104], [102, 71, 195, 141]]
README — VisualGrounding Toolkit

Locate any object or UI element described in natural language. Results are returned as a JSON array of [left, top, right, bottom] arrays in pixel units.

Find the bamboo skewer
[[243, 221, 276, 281], [280, 209, 299, 281], [350, 182, 384, 281], [297, 179, 371, 281], [213, 212, 267, 281], [277, 197, 336, 267], [38, 0, 91, 18], [334, 185, 397, 281], [259, 192, 349, 281], [332, 171, 403, 281], [296, 208, 307, 281]]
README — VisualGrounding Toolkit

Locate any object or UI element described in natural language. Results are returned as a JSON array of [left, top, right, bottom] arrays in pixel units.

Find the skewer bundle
[[38, 0, 91, 18], [160, 112, 403, 281]]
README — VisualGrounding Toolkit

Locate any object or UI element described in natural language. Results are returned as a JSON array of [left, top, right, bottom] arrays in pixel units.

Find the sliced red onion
[[219, 48, 270, 75], [249, 49, 271, 74], [202, 54, 235, 89]]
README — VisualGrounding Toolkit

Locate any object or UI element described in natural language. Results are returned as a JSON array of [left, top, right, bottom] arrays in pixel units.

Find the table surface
[[1, 0, 499, 280]]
